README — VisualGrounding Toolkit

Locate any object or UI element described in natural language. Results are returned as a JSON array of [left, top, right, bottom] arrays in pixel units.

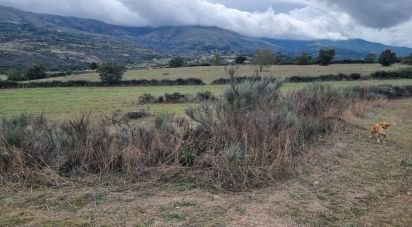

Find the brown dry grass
[[1, 99, 410, 226]]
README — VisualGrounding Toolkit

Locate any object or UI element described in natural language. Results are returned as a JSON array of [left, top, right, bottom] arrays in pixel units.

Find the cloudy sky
[[1, 0, 411, 47]]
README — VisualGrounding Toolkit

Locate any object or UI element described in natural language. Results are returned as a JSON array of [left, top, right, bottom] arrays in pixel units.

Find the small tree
[[296, 53, 311, 65], [364, 53, 376, 63], [254, 49, 276, 72], [318, 49, 335, 66], [97, 63, 125, 84], [6, 69, 26, 81], [25, 64, 47, 80], [90, 62, 98, 70], [211, 54, 223, 65], [169, 57, 185, 68], [235, 55, 247, 64], [378, 49, 397, 66]]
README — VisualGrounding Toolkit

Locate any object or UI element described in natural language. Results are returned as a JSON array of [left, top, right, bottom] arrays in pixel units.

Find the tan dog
[[370, 122, 391, 143]]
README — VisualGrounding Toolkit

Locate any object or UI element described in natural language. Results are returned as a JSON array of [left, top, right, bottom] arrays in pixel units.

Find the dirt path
[[1, 99, 411, 226]]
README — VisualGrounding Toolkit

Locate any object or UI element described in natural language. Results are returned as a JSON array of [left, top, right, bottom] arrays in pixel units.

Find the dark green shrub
[[90, 62, 99, 70], [1, 114, 32, 147], [235, 56, 247, 64], [296, 53, 311, 65], [97, 63, 126, 84], [25, 64, 47, 80], [196, 91, 214, 101], [169, 57, 185, 68], [364, 53, 376, 63], [139, 93, 156, 104], [350, 73, 361, 80], [178, 145, 196, 166], [165, 93, 186, 103], [318, 49, 336, 66], [379, 49, 397, 66], [6, 69, 26, 81]]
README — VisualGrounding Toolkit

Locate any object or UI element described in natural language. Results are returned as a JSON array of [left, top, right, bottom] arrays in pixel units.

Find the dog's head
[[380, 122, 391, 129]]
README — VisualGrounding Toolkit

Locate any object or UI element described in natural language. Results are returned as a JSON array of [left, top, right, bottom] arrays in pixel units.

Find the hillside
[[0, 5, 411, 70]]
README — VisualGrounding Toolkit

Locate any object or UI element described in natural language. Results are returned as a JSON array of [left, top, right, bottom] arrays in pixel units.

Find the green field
[[33, 64, 408, 83], [2, 79, 412, 120]]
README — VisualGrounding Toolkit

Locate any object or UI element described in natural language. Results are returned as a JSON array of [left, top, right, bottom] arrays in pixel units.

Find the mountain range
[[1, 5, 411, 71]]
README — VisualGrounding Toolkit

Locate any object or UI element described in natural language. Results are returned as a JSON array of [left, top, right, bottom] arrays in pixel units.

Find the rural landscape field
[[1, 1, 412, 226]]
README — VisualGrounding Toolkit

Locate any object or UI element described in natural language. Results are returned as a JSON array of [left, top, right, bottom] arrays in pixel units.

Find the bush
[[235, 56, 247, 64], [296, 53, 311, 65], [169, 57, 185, 68], [196, 91, 215, 101], [364, 53, 376, 63], [1, 114, 32, 148], [97, 63, 126, 84], [139, 93, 156, 104], [379, 49, 397, 66], [6, 69, 26, 81], [25, 64, 47, 80], [318, 49, 336, 66], [165, 92, 187, 103]]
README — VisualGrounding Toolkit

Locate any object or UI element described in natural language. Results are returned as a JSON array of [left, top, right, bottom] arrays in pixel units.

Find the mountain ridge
[[0, 5, 411, 70]]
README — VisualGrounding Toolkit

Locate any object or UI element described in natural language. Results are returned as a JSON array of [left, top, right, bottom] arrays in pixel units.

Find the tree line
[[3, 49, 411, 83]]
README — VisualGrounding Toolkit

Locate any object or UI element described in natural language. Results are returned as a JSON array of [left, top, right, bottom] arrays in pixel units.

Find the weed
[[162, 212, 187, 222], [234, 205, 245, 215], [172, 199, 196, 208], [139, 218, 155, 227]]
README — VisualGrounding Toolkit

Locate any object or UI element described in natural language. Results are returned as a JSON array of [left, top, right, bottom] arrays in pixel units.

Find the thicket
[[2, 78, 410, 189]]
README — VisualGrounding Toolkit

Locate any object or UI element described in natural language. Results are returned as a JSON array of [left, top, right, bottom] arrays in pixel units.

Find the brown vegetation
[[0, 78, 392, 190]]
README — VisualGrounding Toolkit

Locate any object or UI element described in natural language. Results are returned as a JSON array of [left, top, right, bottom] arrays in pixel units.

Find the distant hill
[[1, 5, 411, 70]]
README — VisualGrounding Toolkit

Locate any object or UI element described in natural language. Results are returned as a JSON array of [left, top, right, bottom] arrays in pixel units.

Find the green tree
[[318, 49, 336, 66], [90, 62, 99, 70], [211, 54, 223, 65], [378, 49, 397, 66], [296, 53, 311, 65], [235, 55, 247, 64], [25, 64, 47, 80], [169, 57, 185, 68], [254, 49, 276, 72], [6, 69, 26, 81], [97, 63, 126, 84], [364, 53, 376, 63]]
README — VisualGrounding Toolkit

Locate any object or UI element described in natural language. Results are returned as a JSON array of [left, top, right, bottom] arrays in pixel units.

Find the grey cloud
[[0, 0, 411, 47], [317, 0, 412, 28]]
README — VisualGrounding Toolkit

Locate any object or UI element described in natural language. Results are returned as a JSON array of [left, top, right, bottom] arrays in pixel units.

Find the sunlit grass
[[2, 79, 412, 120]]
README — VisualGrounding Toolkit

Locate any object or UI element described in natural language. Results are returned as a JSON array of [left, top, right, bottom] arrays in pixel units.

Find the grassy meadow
[[31, 64, 408, 83], [1, 78, 412, 120]]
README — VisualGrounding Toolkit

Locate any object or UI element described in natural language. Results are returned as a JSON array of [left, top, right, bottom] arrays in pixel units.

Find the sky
[[0, 0, 411, 47]]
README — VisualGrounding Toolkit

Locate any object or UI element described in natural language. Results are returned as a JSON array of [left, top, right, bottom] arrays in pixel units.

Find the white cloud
[[0, 0, 411, 47]]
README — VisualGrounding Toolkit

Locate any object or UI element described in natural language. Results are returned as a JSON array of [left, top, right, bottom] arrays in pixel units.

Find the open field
[[1, 98, 410, 226], [32, 64, 409, 83], [2, 79, 412, 120]]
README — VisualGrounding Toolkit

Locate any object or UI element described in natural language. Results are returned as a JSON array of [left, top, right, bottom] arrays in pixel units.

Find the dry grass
[[32, 64, 408, 83], [0, 99, 410, 226]]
